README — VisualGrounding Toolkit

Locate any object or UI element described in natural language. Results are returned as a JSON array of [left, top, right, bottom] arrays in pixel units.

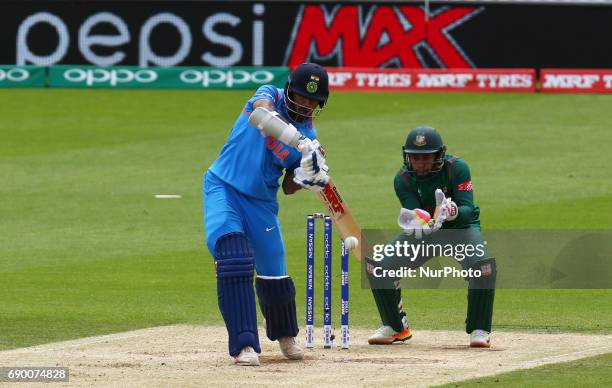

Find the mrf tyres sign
[[327, 68, 535, 92]]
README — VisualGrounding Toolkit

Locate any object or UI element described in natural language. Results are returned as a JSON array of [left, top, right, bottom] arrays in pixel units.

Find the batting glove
[[293, 166, 329, 192], [299, 139, 328, 177], [398, 208, 432, 239]]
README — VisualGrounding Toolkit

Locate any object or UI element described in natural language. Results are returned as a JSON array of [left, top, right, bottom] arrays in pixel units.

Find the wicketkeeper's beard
[[412, 160, 444, 180], [414, 167, 434, 179], [405, 155, 445, 180]]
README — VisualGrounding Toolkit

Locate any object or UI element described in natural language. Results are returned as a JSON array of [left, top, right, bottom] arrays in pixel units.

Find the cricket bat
[[249, 106, 364, 261]]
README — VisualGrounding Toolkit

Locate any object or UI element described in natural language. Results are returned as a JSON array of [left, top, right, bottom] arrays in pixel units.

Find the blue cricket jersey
[[207, 85, 318, 202]]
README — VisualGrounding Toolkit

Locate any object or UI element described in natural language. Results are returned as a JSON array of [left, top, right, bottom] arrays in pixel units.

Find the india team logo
[[307, 75, 319, 93]]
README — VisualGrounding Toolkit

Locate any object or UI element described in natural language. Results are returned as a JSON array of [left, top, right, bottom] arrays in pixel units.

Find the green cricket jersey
[[394, 155, 480, 229]]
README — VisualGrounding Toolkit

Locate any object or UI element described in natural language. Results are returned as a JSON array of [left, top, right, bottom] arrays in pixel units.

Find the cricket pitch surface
[[2, 325, 611, 387]]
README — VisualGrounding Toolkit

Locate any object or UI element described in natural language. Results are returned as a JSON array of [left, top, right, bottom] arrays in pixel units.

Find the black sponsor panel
[[448, 4, 612, 69], [0, 1, 300, 66], [0, 1, 610, 69]]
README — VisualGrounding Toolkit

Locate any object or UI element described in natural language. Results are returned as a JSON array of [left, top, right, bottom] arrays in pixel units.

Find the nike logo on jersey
[[266, 227, 276, 232]]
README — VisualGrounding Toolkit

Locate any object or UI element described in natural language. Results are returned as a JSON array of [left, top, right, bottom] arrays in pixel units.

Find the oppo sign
[[55, 67, 279, 88], [17, 6, 265, 66], [179, 69, 274, 87], [0, 68, 30, 82], [62, 68, 158, 86]]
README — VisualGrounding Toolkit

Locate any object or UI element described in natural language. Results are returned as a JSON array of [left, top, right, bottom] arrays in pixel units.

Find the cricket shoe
[[278, 336, 303, 360], [234, 346, 260, 366], [368, 325, 412, 345], [469, 329, 491, 348]]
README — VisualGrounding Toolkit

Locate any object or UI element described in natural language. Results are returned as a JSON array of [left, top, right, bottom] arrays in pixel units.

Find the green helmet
[[402, 126, 446, 179]]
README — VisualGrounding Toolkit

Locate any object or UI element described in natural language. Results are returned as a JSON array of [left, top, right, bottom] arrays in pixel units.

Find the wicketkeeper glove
[[430, 189, 459, 232], [443, 198, 458, 221], [397, 208, 432, 239], [293, 166, 329, 192]]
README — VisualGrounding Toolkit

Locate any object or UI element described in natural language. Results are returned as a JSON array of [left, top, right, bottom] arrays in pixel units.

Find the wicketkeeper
[[203, 63, 331, 366], [366, 126, 496, 347]]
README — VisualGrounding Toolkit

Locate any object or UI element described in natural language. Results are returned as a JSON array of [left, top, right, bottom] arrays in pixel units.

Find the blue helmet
[[284, 63, 329, 120]]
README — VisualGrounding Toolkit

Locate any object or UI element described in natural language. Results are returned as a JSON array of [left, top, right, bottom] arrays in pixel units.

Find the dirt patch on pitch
[[1, 326, 611, 387]]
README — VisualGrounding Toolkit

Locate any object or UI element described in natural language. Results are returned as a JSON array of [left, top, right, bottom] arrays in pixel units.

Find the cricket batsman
[[203, 63, 331, 365], [366, 126, 496, 347]]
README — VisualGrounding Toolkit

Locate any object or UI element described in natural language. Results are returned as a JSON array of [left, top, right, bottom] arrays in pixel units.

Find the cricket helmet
[[402, 126, 447, 179], [284, 63, 329, 120]]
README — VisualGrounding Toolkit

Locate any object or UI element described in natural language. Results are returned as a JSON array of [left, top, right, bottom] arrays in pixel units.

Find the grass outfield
[[436, 352, 612, 387], [1, 89, 611, 354]]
